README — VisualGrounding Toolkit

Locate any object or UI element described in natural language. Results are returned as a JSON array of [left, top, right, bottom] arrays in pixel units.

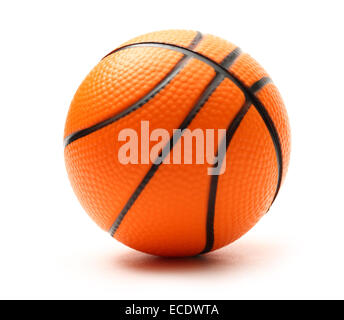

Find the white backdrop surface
[[0, 0, 343, 299]]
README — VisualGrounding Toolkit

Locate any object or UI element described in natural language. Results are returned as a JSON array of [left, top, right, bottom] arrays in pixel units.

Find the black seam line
[[110, 43, 283, 203], [109, 74, 223, 236], [251, 76, 282, 203], [103, 32, 203, 60], [118, 43, 282, 203], [105, 43, 282, 203], [221, 48, 242, 67], [109, 48, 242, 236], [105, 45, 282, 250], [63, 32, 203, 148], [201, 99, 252, 254], [250, 76, 273, 94]]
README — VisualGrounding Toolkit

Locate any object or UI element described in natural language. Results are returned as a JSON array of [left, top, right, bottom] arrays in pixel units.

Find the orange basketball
[[64, 30, 291, 257]]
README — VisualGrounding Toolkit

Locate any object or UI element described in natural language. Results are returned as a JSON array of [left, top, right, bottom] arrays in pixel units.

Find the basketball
[[64, 30, 291, 257]]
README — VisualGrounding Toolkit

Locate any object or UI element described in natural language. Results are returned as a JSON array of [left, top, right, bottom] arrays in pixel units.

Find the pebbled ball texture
[[64, 30, 291, 257]]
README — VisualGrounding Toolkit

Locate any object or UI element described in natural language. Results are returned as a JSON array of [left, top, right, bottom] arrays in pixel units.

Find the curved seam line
[[102, 32, 203, 60], [105, 42, 283, 212], [201, 99, 252, 254], [250, 76, 273, 94], [63, 33, 203, 148], [109, 73, 224, 236], [109, 48, 243, 236]]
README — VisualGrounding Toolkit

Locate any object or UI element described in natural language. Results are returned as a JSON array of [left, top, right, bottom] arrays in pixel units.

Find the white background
[[0, 0, 343, 300]]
